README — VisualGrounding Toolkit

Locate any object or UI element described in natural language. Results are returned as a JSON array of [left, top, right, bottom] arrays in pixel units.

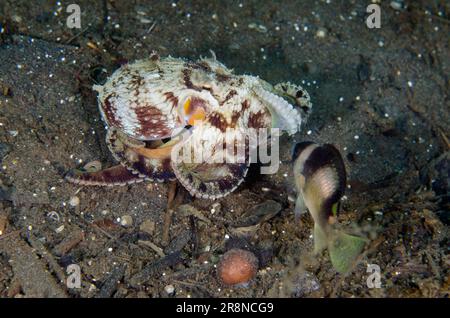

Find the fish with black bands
[[292, 142, 367, 273]]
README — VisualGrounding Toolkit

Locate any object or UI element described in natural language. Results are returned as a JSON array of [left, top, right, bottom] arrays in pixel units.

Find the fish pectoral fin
[[313, 223, 328, 254], [328, 232, 367, 273], [294, 195, 307, 220]]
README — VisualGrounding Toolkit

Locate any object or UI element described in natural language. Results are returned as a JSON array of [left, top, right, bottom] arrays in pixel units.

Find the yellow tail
[[328, 232, 367, 273]]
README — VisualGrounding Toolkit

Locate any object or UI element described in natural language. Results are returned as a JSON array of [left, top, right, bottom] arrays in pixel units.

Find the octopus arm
[[65, 164, 144, 186], [252, 86, 303, 135], [106, 127, 176, 182], [170, 125, 249, 199]]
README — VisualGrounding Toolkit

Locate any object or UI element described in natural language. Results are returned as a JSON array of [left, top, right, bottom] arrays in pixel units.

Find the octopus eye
[[183, 97, 191, 114], [180, 96, 207, 126]]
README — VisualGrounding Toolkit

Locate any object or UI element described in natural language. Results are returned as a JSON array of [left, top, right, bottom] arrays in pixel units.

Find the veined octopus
[[66, 53, 312, 199]]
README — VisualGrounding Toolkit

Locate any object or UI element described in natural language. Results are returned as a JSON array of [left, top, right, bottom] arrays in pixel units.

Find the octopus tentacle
[[65, 164, 145, 186], [173, 161, 248, 200], [170, 124, 249, 199], [274, 81, 312, 117], [252, 86, 303, 135], [106, 127, 176, 182]]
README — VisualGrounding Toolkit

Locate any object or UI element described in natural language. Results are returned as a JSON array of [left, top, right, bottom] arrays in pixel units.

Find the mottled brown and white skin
[[66, 52, 312, 199]]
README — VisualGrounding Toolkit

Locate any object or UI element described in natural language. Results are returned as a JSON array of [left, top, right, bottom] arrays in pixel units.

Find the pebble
[[120, 215, 133, 227], [248, 23, 267, 33], [83, 160, 102, 172], [316, 28, 327, 38], [139, 17, 152, 24], [69, 196, 80, 207], [0, 143, 11, 161], [164, 285, 175, 295], [212, 202, 221, 213], [390, 1, 405, 11], [12, 15, 22, 23], [0, 214, 7, 235], [140, 219, 155, 234], [290, 271, 321, 297]]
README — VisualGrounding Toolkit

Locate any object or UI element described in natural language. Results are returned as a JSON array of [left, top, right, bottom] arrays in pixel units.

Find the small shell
[[94, 59, 186, 141], [83, 160, 102, 172], [217, 248, 259, 286]]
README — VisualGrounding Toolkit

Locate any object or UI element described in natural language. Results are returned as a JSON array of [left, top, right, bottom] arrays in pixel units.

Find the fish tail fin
[[328, 232, 367, 273], [313, 223, 328, 254]]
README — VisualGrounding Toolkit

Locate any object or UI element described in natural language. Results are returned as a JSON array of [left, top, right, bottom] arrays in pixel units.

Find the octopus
[[66, 52, 312, 199]]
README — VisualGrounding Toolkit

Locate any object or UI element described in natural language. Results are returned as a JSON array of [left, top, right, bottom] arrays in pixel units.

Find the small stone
[[12, 15, 22, 23], [140, 219, 155, 234], [55, 225, 65, 233], [212, 202, 221, 213], [0, 214, 7, 236], [83, 160, 102, 172], [291, 271, 321, 297], [69, 196, 80, 207], [164, 284, 175, 295], [248, 23, 267, 33], [139, 17, 152, 24], [120, 215, 133, 227], [0, 143, 11, 161], [316, 28, 326, 38], [390, 1, 405, 11]]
